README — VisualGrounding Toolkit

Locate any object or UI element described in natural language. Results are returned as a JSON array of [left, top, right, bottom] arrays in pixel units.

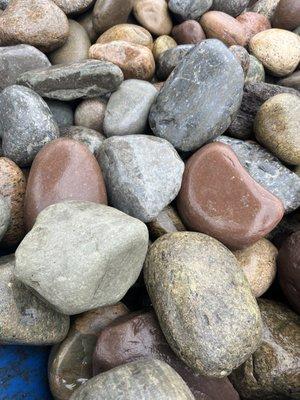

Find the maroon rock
[[172, 20, 206, 44], [236, 12, 271, 44], [93, 311, 240, 400], [177, 142, 284, 250], [24, 138, 107, 230], [272, 0, 300, 31], [277, 231, 300, 313]]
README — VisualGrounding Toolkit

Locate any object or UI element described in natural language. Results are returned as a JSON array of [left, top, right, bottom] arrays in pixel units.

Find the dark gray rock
[[0, 85, 59, 166], [0, 45, 50, 90], [0, 0, 8, 9], [60, 126, 105, 155], [97, 135, 184, 222], [278, 71, 300, 91], [104, 79, 157, 137], [157, 45, 194, 81], [168, 0, 213, 20], [212, 0, 250, 16], [149, 39, 244, 152], [0, 196, 10, 242], [17, 60, 124, 101], [216, 136, 300, 213], [46, 100, 74, 127]]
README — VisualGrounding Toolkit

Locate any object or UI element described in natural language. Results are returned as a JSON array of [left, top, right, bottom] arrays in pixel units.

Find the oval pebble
[[75, 98, 107, 132], [93, 0, 133, 34], [152, 34, 177, 60], [133, 0, 173, 36]]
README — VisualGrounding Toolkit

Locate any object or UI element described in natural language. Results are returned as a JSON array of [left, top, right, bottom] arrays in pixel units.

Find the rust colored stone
[[172, 21, 206, 45], [237, 12, 271, 43]]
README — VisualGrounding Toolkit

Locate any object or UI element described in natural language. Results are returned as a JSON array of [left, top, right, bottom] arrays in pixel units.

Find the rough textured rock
[[236, 12, 271, 44], [156, 44, 194, 80], [216, 136, 300, 213], [212, 0, 250, 16], [250, 0, 280, 18], [70, 360, 195, 400], [74, 98, 106, 132], [244, 55, 265, 84], [145, 232, 262, 378], [254, 93, 300, 165], [17, 60, 123, 101], [93, 0, 133, 34], [0, 196, 10, 242], [133, 0, 173, 36], [0, 255, 69, 345], [149, 40, 244, 152], [15, 201, 148, 315], [97, 135, 184, 222], [77, 10, 98, 42], [0, 45, 50, 90], [278, 71, 300, 90], [230, 300, 300, 400], [177, 142, 284, 250], [0, 85, 59, 167], [97, 23, 153, 49], [0, 0, 69, 52], [46, 100, 74, 128], [229, 45, 250, 75], [61, 126, 105, 155], [24, 138, 107, 230], [168, 0, 212, 20], [152, 35, 177, 60], [49, 303, 128, 400], [272, 0, 300, 31], [52, 0, 95, 15], [172, 21, 206, 45], [148, 205, 185, 240], [104, 80, 157, 136]]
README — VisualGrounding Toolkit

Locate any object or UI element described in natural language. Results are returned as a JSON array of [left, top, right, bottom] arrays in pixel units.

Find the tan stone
[[133, 0, 173, 36], [153, 35, 177, 61], [97, 24, 153, 49], [75, 98, 106, 132]]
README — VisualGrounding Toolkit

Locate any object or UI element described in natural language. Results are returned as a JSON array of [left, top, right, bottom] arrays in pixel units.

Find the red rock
[[172, 20, 206, 45], [272, 0, 300, 31], [177, 142, 284, 250], [237, 12, 271, 43], [24, 138, 107, 230]]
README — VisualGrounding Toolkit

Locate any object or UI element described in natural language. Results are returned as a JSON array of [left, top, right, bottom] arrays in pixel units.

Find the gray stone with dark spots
[[157, 45, 194, 81], [168, 0, 212, 20]]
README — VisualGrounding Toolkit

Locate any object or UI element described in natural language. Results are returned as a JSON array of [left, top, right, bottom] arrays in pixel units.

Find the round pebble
[[172, 20, 206, 44], [152, 35, 177, 60], [75, 98, 107, 132], [92, 0, 133, 34], [133, 0, 173, 36]]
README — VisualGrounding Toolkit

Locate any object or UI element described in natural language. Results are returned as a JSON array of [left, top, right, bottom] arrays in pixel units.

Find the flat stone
[[15, 201, 148, 315], [0, 45, 50, 90], [0, 0, 69, 52], [17, 60, 124, 101], [230, 299, 300, 400], [46, 100, 74, 127], [75, 98, 106, 132], [177, 142, 284, 249], [216, 136, 300, 213], [49, 20, 91, 65], [70, 360, 195, 400], [249, 29, 300, 77], [0, 195, 9, 242], [277, 232, 300, 313], [229, 45, 250, 75], [104, 80, 157, 136], [149, 40, 244, 152], [272, 0, 300, 31], [93, 0, 133, 34], [145, 232, 262, 377], [89, 41, 155, 81], [254, 93, 300, 165], [24, 138, 107, 230], [156, 44, 194, 80], [152, 35, 177, 60], [236, 12, 271, 44], [133, 0, 172, 36], [148, 205, 185, 240], [0, 85, 59, 167], [61, 126, 105, 155], [0, 158, 26, 248], [250, 0, 280, 18], [53, 0, 95, 15], [168, 0, 212, 20], [212, 0, 250, 16], [77, 10, 98, 42], [97, 135, 184, 222], [172, 20, 206, 45], [0, 255, 69, 345], [244, 55, 265, 84], [278, 70, 300, 90], [49, 303, 128, 400]]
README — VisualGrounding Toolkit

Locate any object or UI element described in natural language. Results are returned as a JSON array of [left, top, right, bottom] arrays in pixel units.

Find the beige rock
[[249, 29, 300, 77], [75, 98, 107, 132], [234, 239, 277, 298], [97, 24, 153, 49], [153, 35, 177, 61], [133, 0, 173, 36]]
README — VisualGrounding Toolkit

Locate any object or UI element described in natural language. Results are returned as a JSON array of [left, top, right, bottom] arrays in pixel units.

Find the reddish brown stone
[[272, 0, 300, 31], [172, 21, 206, 45], [93, 311, 240, 400], [277, 231, 300, 314], [177, 142, 284, 250], [236, 12, 271, 43], [24, 138, 107, 230]]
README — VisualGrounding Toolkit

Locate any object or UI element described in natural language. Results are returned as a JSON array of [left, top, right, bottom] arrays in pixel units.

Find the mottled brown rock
[[230, 299, 300, 400], [92, 0, 133, 34], [236, 12, 271, 44], [152, 35, 177, 60], [272, 0, 300, 31], [0, 157, 26, 249], [75, 98, 107, 132], [96, 24, 153, 49], [229, 45, 250, 75], [93, 311, 240, 400], [177, 142, 284, 250], [172, 21, 206, 44], [234, 239, 277, 297], [133, 0, 173, 36], [49, 303, 128, 400], [0, 0, 69, 52], [200, 11, 247, 46], [144, 232, 262, 377], [89, 41, 155, 80], [277, 232, 300, 313], [148, 205, 185, 240], [24, 138, 107, 230], [254, 93, 300, 165]]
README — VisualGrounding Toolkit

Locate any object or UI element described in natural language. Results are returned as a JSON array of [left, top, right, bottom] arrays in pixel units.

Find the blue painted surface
[[0, 345, 53, 400]]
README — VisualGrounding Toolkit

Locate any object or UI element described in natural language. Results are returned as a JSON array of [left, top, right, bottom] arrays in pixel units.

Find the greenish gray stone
[[168, 0, 212, 20], [60, 125, 105, 155], [245, 55, 265, 85], [46, 100, 74, 127], [0, 196, 10, 242], [144, 232, 262, 378]]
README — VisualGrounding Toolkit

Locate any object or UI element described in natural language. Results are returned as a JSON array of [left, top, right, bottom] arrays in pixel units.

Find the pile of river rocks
[[0, 0, 299, 399]]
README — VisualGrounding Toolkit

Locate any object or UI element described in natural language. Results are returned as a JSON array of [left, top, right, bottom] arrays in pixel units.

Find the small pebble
[[133, 0, 173, 36], [168, 0, 212, 20], [0, 195, 10, 242], [60, 126, 106, 155], [172, 20, 206, 45], [272, 0, 300, 31], [92, 0, 133, 34], [46, 100, 74, 127], [75, 98, 107, 132], [148, 205, 185, 240], [152, 35, 177, 60], [244, 54, 265, 84], [156, 44, 194, 80]]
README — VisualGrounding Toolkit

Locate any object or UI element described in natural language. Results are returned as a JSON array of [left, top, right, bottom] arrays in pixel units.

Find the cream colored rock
[[133, 0, 172, 36], [234, 239, 277, 298], [249, 29, 300, 77], [97, 24, 153, 49], [153, 35, 177, 60]]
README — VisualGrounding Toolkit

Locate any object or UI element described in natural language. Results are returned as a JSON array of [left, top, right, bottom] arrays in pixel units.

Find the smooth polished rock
[[93, 0, 133, 34], [46, 100, 74, 127], [149, 40, 244, 152], [61, 126, 105, 155], [177, 142, 284, 249], [145, 232, 262, 377], [0, 85, 59, 167], [278, 71, 300, 90], [148, 205, 185, 240], [212, 0, 250, 16], [49, 303, 128, 400], [236, 12, 271, 44], [152, 35, 177, 60], [75, 98, 106, 132], [24, 138, 107, 230], [156, 44, 194, 80], [133, 0, 173, 36], [0, 0, 69, 52], [97, 135, 184, 222], [272, 0, 300, 31], [172, 21, 206, 45], [17, 60, 123, 101], [53, 0, 95, 15], [15, 201, 148, 315], [0, 196, 10, 242], [168, 0, 212, 20]]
